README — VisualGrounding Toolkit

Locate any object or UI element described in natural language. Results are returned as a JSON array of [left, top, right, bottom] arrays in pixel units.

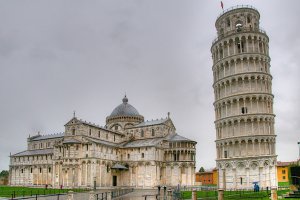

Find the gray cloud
[[0, 0, 299, 171]]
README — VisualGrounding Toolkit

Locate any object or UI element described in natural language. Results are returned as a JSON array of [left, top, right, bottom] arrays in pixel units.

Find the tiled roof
[[70, 117, 123, 135], [166, 134, 196, 143], [111, 163, 128, 170], [63, 138, 81, 144], [85, 137, 118, 147], [121, 137, 164, 148], [31, 133, 64, 141], [133, 118, 168, 128], [277, 161, 298, 167], [12, 149, 53, 157], [195, 171, 213, 175]]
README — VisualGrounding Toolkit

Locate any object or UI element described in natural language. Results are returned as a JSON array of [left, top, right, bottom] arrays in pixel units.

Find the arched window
[[247, 15, 251, 23], [152, 129, 155, 136], [141, 130, 144, 137], [226, 18, 231, 27], [241, 107, 248, 114]]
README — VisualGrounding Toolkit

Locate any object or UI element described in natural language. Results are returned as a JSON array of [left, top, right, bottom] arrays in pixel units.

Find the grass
[[181, 189, 300, 199], [0, 185, 87, 198], [278, 182, 290, 187]]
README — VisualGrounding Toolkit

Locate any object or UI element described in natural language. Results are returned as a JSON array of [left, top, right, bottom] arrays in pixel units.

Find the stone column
[[271, 187, 278, 200], [218, 189, 224, 200], [192, 189, 197, 200], [246, 167, 250, 188], [89, 191, 96, 200], [67, 191, 74, 200], [78, 165, 82, 187], [167, 189, 173, 200], [233, 168, 237, 189]]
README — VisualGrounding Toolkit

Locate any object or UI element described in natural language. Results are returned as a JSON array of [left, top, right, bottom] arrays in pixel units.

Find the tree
[[199, 167, 205, 172], [0, 170, 9, 177]]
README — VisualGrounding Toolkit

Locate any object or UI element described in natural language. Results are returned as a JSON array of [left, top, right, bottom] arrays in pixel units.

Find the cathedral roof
[[166, 134, 196, 143], [111, 163, 128, 170], [85, 137, 118, 147], [11, 148, 53, 157], [120, 137, 165, 148], [133, 118, 168, 128], [109, 96, 141, 117], [30, 133, 65, 141], [63, 138, 81, 144]]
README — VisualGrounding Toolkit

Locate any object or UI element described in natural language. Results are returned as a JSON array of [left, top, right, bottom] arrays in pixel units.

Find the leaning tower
[[211, 6, 277, 189]]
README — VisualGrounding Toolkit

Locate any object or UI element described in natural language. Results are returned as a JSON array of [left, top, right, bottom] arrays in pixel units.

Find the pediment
[[64, 117, 82, 127], [163, 118, 176, 130]]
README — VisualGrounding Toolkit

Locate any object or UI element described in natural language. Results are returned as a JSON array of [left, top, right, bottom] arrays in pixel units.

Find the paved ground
[[114, 189, 159, 200], [0, 189, 164, 200]]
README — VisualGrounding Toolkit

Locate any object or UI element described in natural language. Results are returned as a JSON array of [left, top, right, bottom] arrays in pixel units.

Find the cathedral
[[9, 96, 196, 188]]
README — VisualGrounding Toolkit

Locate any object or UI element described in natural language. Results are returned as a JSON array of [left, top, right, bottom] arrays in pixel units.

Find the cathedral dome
[[110, 96, 140, 117], [106, 96, 144, 127]]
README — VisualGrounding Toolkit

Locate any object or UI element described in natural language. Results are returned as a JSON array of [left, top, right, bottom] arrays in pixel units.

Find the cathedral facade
[[211, 6, 277, 189], [9, 96, 196, 188]]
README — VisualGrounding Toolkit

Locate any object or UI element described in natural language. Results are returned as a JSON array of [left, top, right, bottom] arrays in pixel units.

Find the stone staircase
[[284, 185, 300, 198], [284, 190, 300, 198]]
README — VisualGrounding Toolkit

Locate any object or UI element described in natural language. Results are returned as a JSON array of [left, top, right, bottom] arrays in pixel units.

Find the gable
[[163, 118, 176, 131], [64, 117, 82, 127]]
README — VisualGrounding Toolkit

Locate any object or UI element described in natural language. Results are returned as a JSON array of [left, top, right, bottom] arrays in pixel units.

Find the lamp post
[[298, 142, 300, 160]]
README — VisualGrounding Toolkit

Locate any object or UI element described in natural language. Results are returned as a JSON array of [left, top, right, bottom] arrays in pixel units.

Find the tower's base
[[216, 156, 277, 190]]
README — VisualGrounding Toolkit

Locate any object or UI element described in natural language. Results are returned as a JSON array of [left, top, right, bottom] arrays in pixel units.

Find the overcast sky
[[0, 0, 299, 171]]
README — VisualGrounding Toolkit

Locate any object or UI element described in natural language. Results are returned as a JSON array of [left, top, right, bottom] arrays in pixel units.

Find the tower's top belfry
[[216, 6, 260, 34], [212, 5, 268, 51]]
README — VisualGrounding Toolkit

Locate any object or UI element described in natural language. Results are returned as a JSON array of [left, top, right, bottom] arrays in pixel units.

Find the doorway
[[113, 176, 117, 186]]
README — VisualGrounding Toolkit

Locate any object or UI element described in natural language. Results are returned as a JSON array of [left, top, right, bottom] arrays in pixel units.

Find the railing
[[94, 188, 134, 200], [2, 188, 89, 200], [212, 27, 267, 45], [111, 188, 134, 198], [8, 193, 67, 200], [216, 5, 258, 19], [95, 192, 108, 200]]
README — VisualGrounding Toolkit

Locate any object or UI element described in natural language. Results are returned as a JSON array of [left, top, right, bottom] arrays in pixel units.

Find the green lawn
[[0, 185, 87, 198], [181, 189, 300, 200], [278, 182, 290, 187]]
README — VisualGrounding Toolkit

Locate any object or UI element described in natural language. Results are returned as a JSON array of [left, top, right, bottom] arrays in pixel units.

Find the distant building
[[9, 96, 196, 188], [195, 171, 214, 185], [277, 160, 300, 187], [212, 168, 218, 185], [277, 162, 290, 185], [0, 177, 8, 185], [195, 168, 218, 186]]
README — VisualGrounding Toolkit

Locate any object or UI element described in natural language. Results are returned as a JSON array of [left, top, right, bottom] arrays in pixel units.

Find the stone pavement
[[113, 189, 158, 200], [0, 189, 167, 200]]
